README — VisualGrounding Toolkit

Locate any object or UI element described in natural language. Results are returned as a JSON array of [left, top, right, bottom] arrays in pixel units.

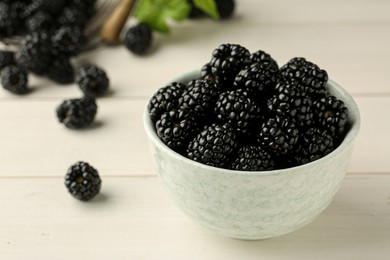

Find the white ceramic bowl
[[143, 70, 360, 240]]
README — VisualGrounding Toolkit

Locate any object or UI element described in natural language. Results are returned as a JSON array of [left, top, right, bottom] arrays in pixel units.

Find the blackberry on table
[[1, 65, 29, 94], [292, 127, 334, 166], [214, 89, 259, 135], [280, 57, 328, 97], [313, 95, 349, 139], [215, 0, 235, 19], [0, 50, 15, 70], [47, 56, 74, 84], [230, 145, 275, 171], [75, 64, 109, 97], [210, 43, 250, 87], [187, 123, 237, 168], [56, 96, 97, 129], [51, 26, 85, 57], [65, 161, 101, 201], [148, 82, 186, 123], [257, 115, 299, 156], [124, 23, 153, 55], [156, 109, 199, 153]]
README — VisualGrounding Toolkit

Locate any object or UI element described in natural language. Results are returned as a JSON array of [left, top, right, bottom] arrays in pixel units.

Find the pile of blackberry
[[148, 43, 349, 171]]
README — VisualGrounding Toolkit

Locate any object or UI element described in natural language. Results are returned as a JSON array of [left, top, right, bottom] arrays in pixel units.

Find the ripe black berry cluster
[[148, 43, 349, 171]]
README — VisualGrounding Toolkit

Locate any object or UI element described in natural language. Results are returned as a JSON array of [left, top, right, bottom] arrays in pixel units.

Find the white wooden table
[[1, 0, 389, 259]]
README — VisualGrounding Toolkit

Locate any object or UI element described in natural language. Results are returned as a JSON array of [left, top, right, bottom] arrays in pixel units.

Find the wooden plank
[[0, 175, 389, 259], [0, 96, 387, 176]]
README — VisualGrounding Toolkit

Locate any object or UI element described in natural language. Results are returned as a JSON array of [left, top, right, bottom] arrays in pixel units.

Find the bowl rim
[[143, 69, 361, 177]]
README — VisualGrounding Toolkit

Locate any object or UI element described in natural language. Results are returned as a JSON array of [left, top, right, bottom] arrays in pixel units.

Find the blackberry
[[25, 10, 53, 33], [15, 32, 52, 75], [187, 123, 237, 168], [0, 65, 29, 94], [65, 161, 101, 201], [156, 109, 199, 152], [179, 79, 220, 119], [57, 6, 88, 29], [209, 43, 250, 87], [292, 127, 334, 166], [0, 50, 15, 70], [230, 145, 275, 171], [0, 2, 18, 37], [56, 97, 97, 129], [187, 0, 205, 19], [249, 50, 278, 68], [124, 23, 153, 55], [280, 57, 328, 97], [37, 0, 66, 15], [313, 95, 349, 139], [234, 61, 279, 96], [148, 82, 186, 123], [75, 64, 109, 97], [200, 63, 220, 84], [51, 26, 85, 57], [214, 89, 259, 135], [47, 56, 74, 84], [215, 0, 235, 19], [257, 115, 299, 156], [267, 81, 314, 128]]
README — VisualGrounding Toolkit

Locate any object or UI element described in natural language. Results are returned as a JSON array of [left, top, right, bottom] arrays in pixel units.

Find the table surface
[[1, 0, 390, 259]]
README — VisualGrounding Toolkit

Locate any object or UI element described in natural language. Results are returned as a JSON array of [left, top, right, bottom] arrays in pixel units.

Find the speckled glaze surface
[[143, 70, 361, 240]]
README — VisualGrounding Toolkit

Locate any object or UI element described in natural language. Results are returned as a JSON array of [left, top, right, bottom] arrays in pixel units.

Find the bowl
[[143, 70, 361, 240]]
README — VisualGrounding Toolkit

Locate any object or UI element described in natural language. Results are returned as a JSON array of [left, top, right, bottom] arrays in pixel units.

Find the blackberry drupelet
[[215, 0, 235, 19], [124, 23, 153, 55], [200, 63, 220, 83], [313, 95, 349, 139], [56, 96, 97, 129], [230, 145, 275, 171], [214, 89, 259, 135], [0, 65, 29, 94], [75, 64, 109, 97], [249, 49, 278, 68], [15, 32, 52, 75], [210, 43, 250, 87], [267, 80, 314, 128], [257, 115, 299, 156], [51, 26, 85, 57], [187, 123, 237, 168], [47, 56, 74, 84], [280, 57, 328, 97], [64, 161, 101, 201], [156, 109, 199, 152], [0, 50, 15, 70], [148, 82, 186, 123], [292, 127, 334, 166], [179, 79, 220, 119], [234, 61, 279, 96]]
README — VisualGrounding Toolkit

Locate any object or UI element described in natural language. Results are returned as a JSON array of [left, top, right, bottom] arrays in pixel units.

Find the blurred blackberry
[[56, 97, 97, 129], [257, 115, 299, 156], [214, 89, 259, 135], [210, 43, 250, 87], [249, 49, 278, 68], [313, 95, 349, 139], [25, 10, 53, 33], [156, 109, 199, 152], [267, 81, 314, 128], [75, 65, 109, 97], [0, 65, 29, 94], [148, 82, 186, 123], [57, 6, 88, 29], [280, 57, 328, 97], [52, 26, 85, 57], [230, 145, 275, 171], [234, 61, 279, 96], [187, 0, 205, 19], [179, 79, 220, 120], [15, 32, 52, 75], [215, 0, 235, 19], [187, 123, 237, 168], [292, 127, 334, 166], [124, 23, 153, 55], [47, 56, 74, 84], [0, 51, 15, 70], [37, 0, 66, 15], [65, 161, 101, 201], [70, 0, 97, 19], [0, 2, 20, 37]]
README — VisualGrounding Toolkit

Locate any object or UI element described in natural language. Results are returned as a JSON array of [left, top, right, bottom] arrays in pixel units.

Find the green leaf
[[134, 0, 191, 33], [193, 0, 220, 19]]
